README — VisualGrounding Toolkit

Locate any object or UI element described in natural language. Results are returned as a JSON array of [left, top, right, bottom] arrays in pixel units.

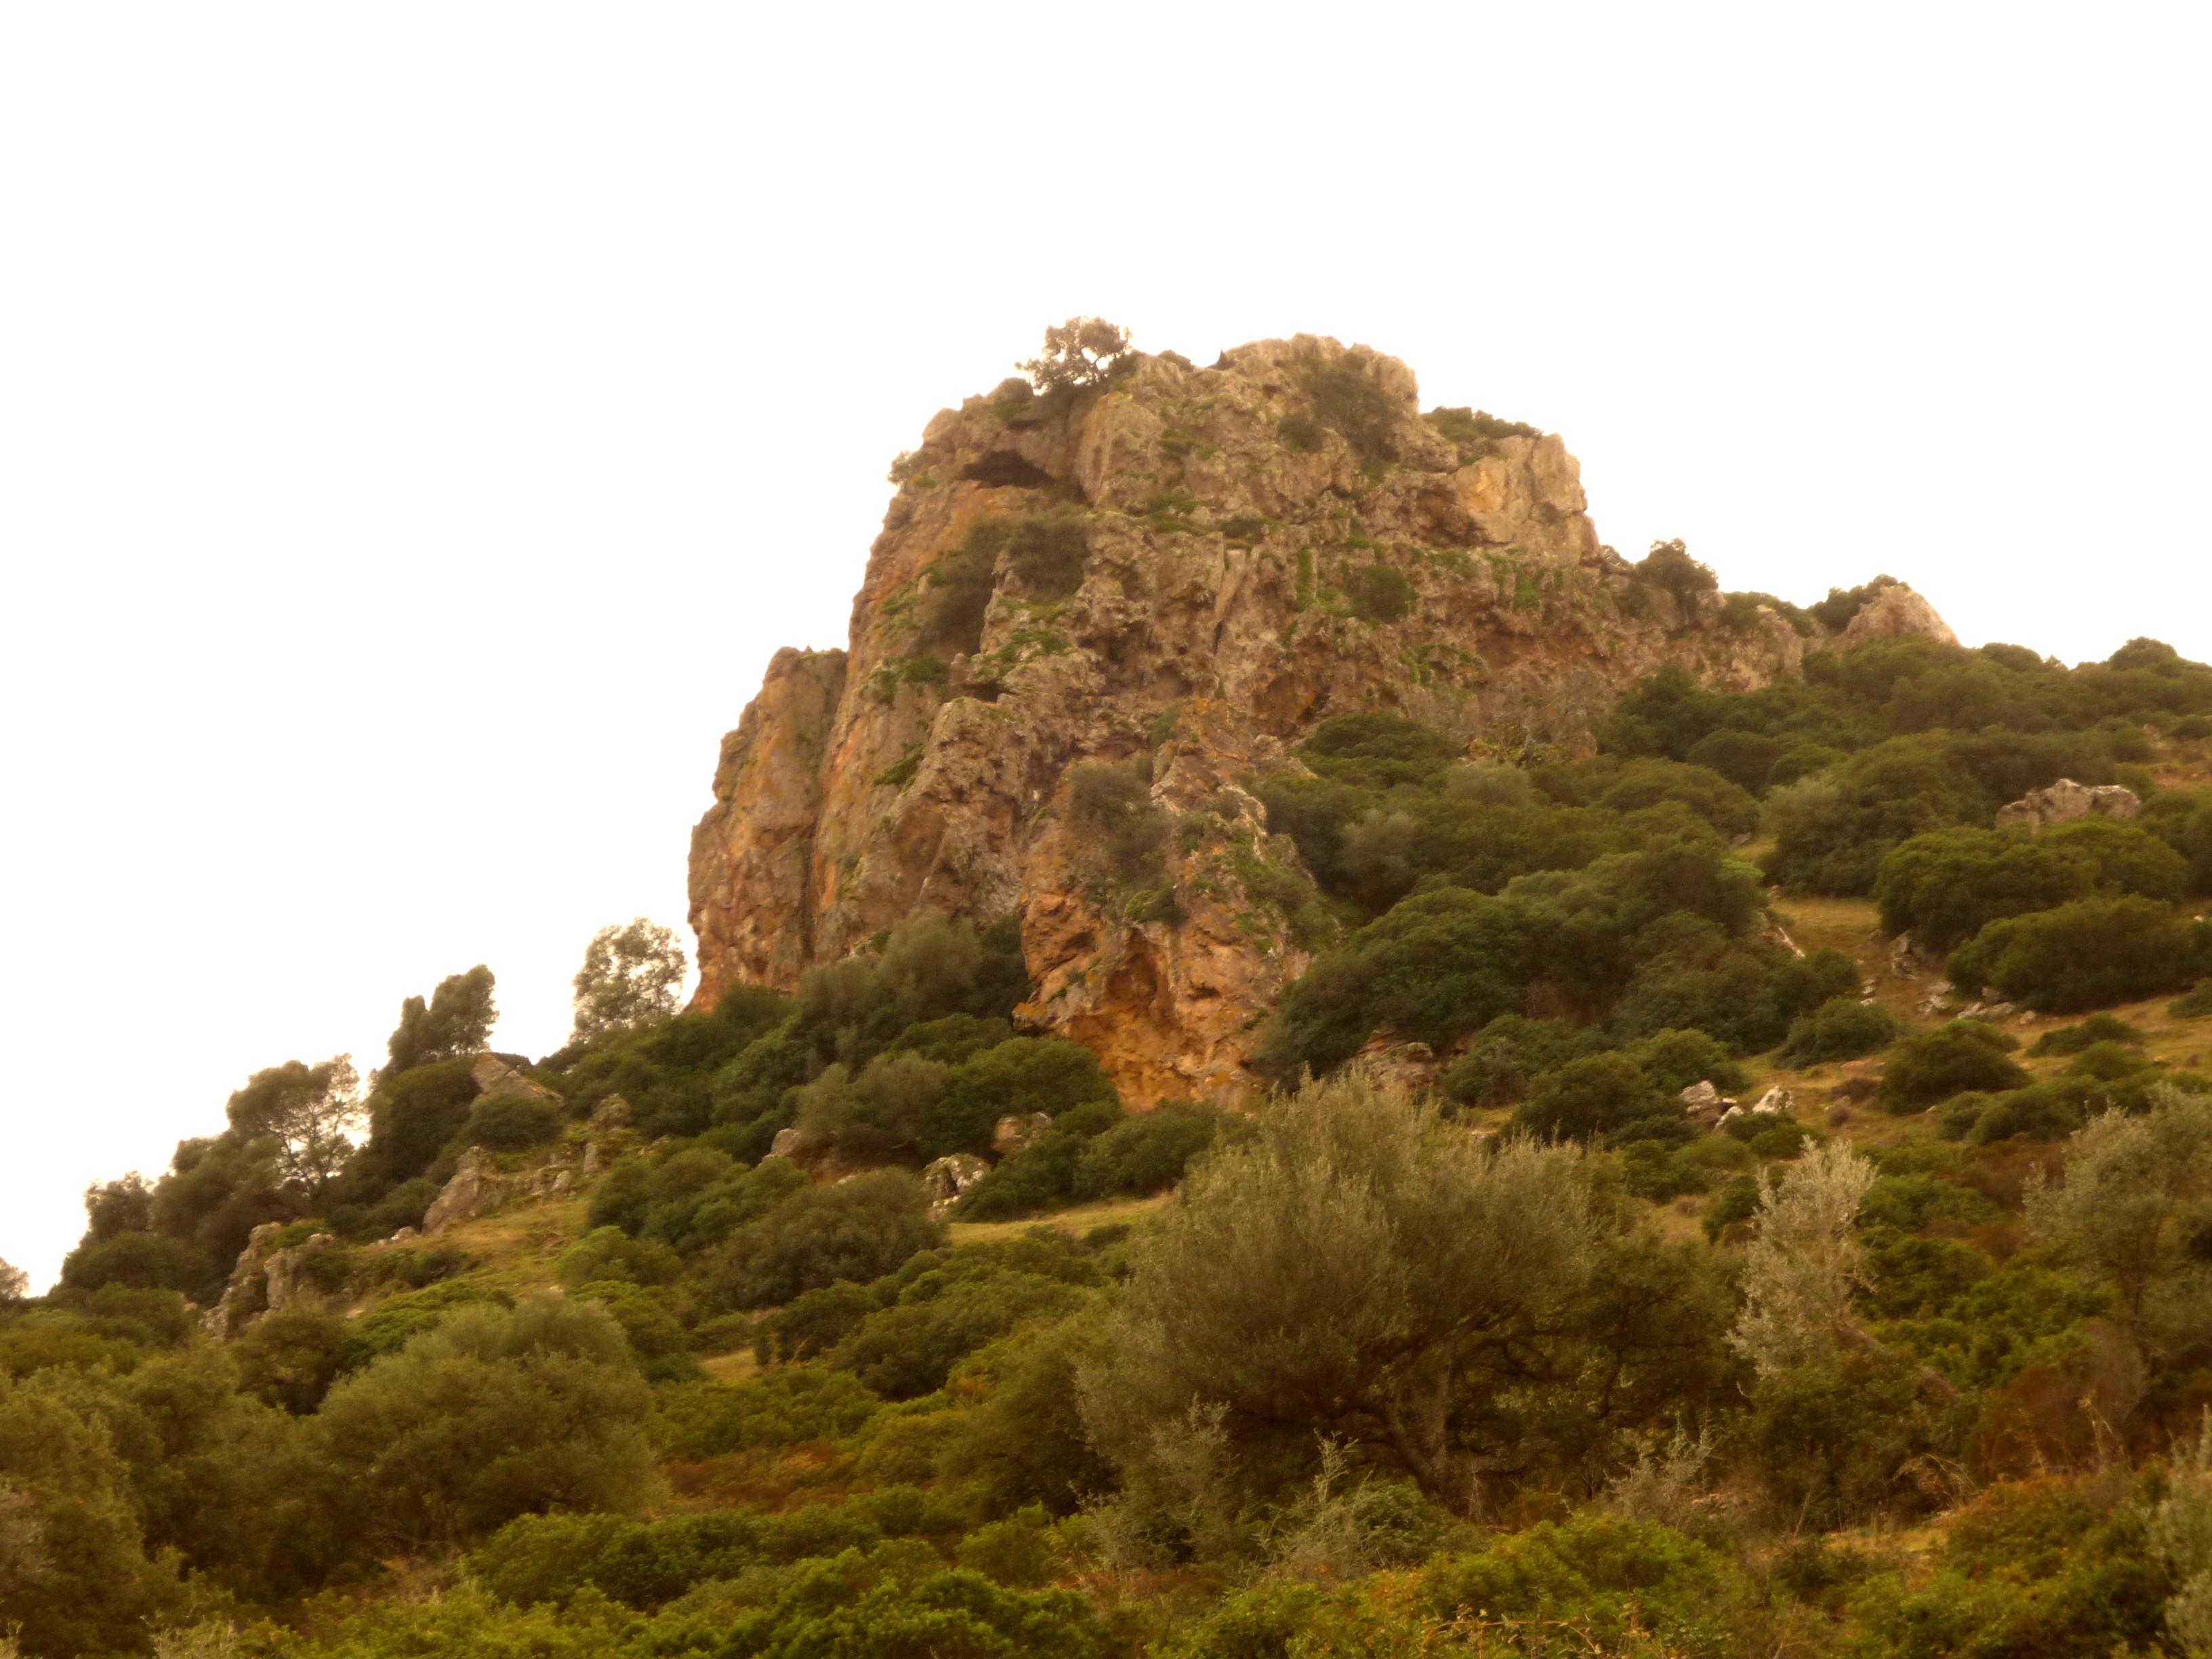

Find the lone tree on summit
[[1020, 316, 1132, 394], [571, 918, 687, 1044]]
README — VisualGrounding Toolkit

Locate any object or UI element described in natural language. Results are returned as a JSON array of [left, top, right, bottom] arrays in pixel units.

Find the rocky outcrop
[[422, 1146, 510, 1234], [921, 1153, 991, 1215], [1839, 581, 1959, 649], [472, 1054, 561, 1104], [1994, 778, 2142, 833], [204, 1223, 350, 1339], [689, 335, 1952, 1106]]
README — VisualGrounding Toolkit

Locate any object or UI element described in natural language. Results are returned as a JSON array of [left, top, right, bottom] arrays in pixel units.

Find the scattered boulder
[[1838, 581, 1961, 649], [1889, 930, 1934, 979], [1679, 1080, 1734, 1130], [472, 1054, 562, 1104], [921, 1153, 991, 1216], [1994, 778, 2141, 834], [422, 1146, 510, 1234], [993, 1112, 1054, 1158], [1714, 1087, 1795, 1136]]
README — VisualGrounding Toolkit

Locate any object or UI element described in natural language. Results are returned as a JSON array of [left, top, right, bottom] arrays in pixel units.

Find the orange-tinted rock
[[687, 336, 1950, 1106]]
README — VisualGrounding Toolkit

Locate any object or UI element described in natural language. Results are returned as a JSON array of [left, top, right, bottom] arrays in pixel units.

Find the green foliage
[[661, 1368, 883, 1458], [830, 1269, 1089, 1400], [464, 1090, 563, 1150], [1425, 404, 1541, 460], [1298, 357, 1402, 457], [1082, 1075, 1619, 1517], [1767, 735, 1992, 895], [1345, 562, 1416, 623], [1000, 510, 1088, 599], [1512, 1053, 1677, 1145], [314, 1292, 657, 1548], [1875, 826, 2096, 951], [1881, 1021, 2029, 1111], [1947, 895, 2204, 1013], [1776, 997, 1902, 1065], [556, 1227, 683, 1290], [1631, 539, 1719, 610], [0, 1370, 180, 1654], [354, 1055, 482, 1186], [1019, 315, 1131, 395], [382, 964, 496, 1079], [705, 1171, 943, 1311], [571, 918, 687, 1046]]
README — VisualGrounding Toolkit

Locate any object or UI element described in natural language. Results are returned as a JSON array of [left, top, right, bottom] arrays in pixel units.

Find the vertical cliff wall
[[689, 335, 1877, 1105]]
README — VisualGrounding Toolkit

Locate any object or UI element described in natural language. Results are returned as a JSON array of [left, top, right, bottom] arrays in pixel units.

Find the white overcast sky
[[2, 5, 2207, 1287]]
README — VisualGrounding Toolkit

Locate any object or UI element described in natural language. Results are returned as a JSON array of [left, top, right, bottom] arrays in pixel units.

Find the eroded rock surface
[[1994, 778, 2142, 833], [689, 335, 1954, 1105]]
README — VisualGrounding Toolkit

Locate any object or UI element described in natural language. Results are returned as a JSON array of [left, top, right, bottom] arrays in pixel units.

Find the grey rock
[[1994, 778, 2141, 834]]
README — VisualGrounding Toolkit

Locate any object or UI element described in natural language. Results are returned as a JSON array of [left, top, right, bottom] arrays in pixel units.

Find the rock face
[[1994, 778, 2142, 833], [422, 1146, 510, 1234], [1840, 581, 1959, 649], [689, 336, 1953, 1106], [472, 1054, 560, 1104], [204, 1223, 349, 1339]]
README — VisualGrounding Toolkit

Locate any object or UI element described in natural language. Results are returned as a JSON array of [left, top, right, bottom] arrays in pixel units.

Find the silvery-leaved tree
[[571, 918, 687, 1044], [1076, 1073, 1598, 1521], [1728, 1139, 1877, 1377]]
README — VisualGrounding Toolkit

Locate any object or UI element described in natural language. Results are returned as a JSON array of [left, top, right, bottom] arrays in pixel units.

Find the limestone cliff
[[689, 335, 1945, 1105]]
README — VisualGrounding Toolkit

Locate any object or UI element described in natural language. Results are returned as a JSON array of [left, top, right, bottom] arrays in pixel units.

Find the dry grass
[[948, 1191, 1170, 1246]]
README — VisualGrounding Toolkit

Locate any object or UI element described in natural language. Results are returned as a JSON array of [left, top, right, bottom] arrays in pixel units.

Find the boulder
[[1994, 779, 2141, 834], [921, 1153, 991, 1214], [472, 1054, 562, 1104], [422, 1146, 509, 1233], [993, 1112, 1054, 1158], [590, 1093, 633, 1130], [1839, 581, 1961, 649]]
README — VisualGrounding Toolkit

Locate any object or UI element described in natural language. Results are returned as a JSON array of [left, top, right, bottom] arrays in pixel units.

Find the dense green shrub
[[1267, 831, 1774, 1075], [1946, 895, 2205, 1013], [705, 1172, 943, 1311], [1776, 997, 1903, 1065], [1875, 827, 2093, 950], [56, 1228, 212, 1296], [661, 1369, 883, 1458], [1511, 1053, 1674, 1143], [2028, 1012, 2146, 1057], [1880, 1021, 2029, 1111], [464, 1091, 564, 1150], [314, 1294, 656, 1548], [1766, 735, 1990, 895]]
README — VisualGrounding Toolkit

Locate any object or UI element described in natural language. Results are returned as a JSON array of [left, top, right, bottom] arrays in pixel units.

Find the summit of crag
[[688, 332, 1952, 1104]]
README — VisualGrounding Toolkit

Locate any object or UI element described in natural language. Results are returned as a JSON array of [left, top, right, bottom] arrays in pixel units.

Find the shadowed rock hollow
[[689, 335, 1948, 1105]]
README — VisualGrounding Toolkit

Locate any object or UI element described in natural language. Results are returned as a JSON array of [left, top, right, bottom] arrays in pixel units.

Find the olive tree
[[1076, 1073, 1596, 1517], [1727, 1141, 1877, 1376], [571, 918, 687, 1043], [2027, 1086, 2212, 1322]]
